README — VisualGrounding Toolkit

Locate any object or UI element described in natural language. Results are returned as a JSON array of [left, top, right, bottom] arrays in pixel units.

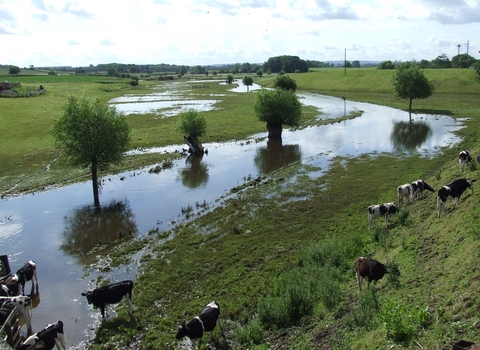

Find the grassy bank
[[2, 68, 480, 349]]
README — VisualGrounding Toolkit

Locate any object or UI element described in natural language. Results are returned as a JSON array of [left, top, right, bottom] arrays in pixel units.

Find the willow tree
[[253, 88, 302, 139], [178, 109, 207, 155], [52, 93, 131, 207]]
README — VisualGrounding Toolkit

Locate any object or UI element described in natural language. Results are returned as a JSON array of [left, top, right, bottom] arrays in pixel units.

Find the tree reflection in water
[[59, 199, 137, 263], [179, 154, 209, 189], [254, 139, 302, 175], [391, 118, 432, 151]]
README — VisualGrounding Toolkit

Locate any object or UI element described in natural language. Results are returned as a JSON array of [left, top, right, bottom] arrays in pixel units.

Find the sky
[[1, 0, 479, 68]]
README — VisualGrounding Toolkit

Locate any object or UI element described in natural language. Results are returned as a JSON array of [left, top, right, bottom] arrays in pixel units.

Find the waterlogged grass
[[3, 69, 480, 349]]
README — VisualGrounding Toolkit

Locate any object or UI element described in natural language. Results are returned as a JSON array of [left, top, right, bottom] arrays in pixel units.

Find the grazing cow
[[19, 321, 66, 350], [16, 260, 38, 295], [0, 296, 33, 335], [367, 202, 398, 229], [411, 179, 435, 200], [81, 280, 134, 320], [397, 183, 413, 205], [176, 301, 225, 349], [354, 257, 387, 294], [437, 178, 476, 218], [459, 150, 473, 171]]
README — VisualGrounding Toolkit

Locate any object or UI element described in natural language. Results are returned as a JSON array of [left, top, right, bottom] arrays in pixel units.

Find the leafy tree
[[452, 54, 475, 68], [257, 70, 263, 78], [474, 60, 480, 75], [392, 64, 435, 111], [352, 60, 361, 68], [418, 60, 432, 69], [378, 60, 395, 69], [178, 109, 207, 155], [432, 54, 451, 68], [226, 74, 234, 84], [9, 65, 20, 74], [106, 64, 117, 76], [253, 88, 302, 139], [130, 77, 139, 87], [52, 93, 131, 207], [242, 75, 254, 91], [273, 75, 297, 92], [129, 65, 140, 73]]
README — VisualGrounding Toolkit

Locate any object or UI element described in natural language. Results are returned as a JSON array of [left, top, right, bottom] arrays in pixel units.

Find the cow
[[411, 179, 435, 200], [397, 184, 413, 205], [0, 274, 22, 296], [354, 257, 387, 294], [367, 202, 398, 229], [81, 280, 134, 320], [16, 260, 38, 295], [19, 321, 66, 350], [437, 178, 476, 218], [176, 301, 225, 349], [23, 341, 46, 350], [459, 150, 473, 172], [0, 296, 33, 335]]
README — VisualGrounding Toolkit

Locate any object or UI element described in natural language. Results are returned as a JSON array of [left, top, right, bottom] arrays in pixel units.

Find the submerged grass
[[2, 68, 480, 349]]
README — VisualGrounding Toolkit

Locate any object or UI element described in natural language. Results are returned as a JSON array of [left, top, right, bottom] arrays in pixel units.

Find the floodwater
[[0, 80, 465, 348]]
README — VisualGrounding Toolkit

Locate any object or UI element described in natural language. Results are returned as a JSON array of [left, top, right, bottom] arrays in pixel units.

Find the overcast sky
[[1, 0, 479, 68]]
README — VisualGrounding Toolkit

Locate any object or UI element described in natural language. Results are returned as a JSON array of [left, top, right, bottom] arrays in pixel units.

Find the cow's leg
[[368, 215, 373, 229], [437, 201, 444, 218], [100, 305, 107, 320], [356, 271, 362, 294], [126, 294, 134, 317], [385, 214, 389, 227], [217, 318, 226, 339], [55, 334, 67, 350], [454, 197, 460, 207]]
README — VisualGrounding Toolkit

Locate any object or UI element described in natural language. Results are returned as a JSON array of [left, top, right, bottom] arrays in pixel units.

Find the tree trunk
[[91, 160, 100, 207], [184, 135, 205, 156], [409, 98, 413, 111], [266, 123, 283, 140]]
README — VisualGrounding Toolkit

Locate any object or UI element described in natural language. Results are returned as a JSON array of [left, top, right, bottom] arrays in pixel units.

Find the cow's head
[[468, 179, 476, 188], [81, 291, 93, 304], [176, 320, 189, 339]]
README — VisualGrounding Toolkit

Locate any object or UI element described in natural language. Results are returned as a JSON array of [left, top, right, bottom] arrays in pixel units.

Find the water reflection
[[254, 139, 302, 174], [179, 155, 209, 188], [59, 199, 137, 263], [391, 120, 433, 150]]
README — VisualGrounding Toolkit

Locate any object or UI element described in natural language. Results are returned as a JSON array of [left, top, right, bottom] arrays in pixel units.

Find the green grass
[[2, 68, 480, 349]]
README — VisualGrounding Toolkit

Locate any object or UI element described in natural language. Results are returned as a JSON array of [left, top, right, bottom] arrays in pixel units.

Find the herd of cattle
[[359, 150, 477, 296], [1, 151, 477, 349]]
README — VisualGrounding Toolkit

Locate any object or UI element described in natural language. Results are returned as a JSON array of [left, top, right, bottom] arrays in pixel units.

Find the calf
[[0, 275, 21, 296], [411, 179, 435, 200], [176, 301, 225, 349], [81, 280, 133, 320], [459, 150, 473, 171], [354, 257, 387, 294], [16, 260, 38, 295], [397, 184, 413, 205], [0, 296, 33, 335], [19, 321, 66, 350], [437, 178, 476, 218], [367, 202, 398, 229]]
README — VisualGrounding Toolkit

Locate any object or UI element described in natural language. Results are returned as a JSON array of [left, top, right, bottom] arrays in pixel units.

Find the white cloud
[[0, 0, 478, 67]]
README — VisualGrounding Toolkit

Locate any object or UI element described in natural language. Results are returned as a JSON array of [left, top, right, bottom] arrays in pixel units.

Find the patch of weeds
[[396, 206, 411, 227], [385, 259, 401, 289], [468, 160, 478, 171], [235, 318, 265, 347], [345, 288, 380, 330]]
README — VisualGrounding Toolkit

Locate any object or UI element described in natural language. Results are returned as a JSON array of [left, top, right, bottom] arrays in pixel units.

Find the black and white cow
[[81, 280, 134, 320], [367, 202, 398, 229], [0, 274, 22, 296], [176, 301, 225, 349], [397, 184, 413, 205], [16, 260, 38, 295], [0, 296, 33, 335], [411, 179, 435, 200], [459, 150, 473, 172], [437, 178, 476, 218], [19, 320, 66, 350], [354, 257, 387, 294]]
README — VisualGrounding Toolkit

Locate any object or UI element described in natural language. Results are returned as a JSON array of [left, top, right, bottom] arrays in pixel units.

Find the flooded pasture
[[0, 80, 465, 348]]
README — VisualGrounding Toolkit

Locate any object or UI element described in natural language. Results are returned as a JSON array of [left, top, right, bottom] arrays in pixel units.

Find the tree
[[392, 64, 435, 112], [452, 54, 475, 68], [378, 60, 395, 69], [474, 60, 480, 75], [352, 60, 361, 68], [178, 109, 207, 155], [226, 74, 234, 84], [253, 88, 302, 139], [106, 64, 117, 76], [273, 75, 297, 91], [52, 93, 131, 207], [9, 65, 20, 74], [432, 54, 451, 68], [129, 65, 140, 73], [257, 70, 263, 78], [242, 75, 254, 92]]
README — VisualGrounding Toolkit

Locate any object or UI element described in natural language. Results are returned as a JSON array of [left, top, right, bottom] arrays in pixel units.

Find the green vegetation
[[392, 64, 435, 111], [2, 68, 480, 349]]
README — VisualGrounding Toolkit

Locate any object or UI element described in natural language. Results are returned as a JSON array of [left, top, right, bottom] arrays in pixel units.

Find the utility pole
[[466, 41, 469, 55], [457, 44, 461, 56], [344, 49, 346, 76]]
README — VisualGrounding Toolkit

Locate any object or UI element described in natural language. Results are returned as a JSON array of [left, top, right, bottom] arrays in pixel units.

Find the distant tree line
[[378, 53, 479, 71]]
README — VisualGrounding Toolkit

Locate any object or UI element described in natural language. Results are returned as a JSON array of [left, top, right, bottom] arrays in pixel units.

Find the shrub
[[385, 259, 401, 289], [235, 318, 265, 346], [396, 207, 411, 226], [345, 288, 380, 330]]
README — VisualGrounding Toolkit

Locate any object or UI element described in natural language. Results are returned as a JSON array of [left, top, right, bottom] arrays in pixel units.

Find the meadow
[[2, 67, 480, 349]]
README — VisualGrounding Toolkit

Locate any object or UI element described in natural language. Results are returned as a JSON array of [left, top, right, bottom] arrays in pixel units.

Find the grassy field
[[2, 68, 480, 349]]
